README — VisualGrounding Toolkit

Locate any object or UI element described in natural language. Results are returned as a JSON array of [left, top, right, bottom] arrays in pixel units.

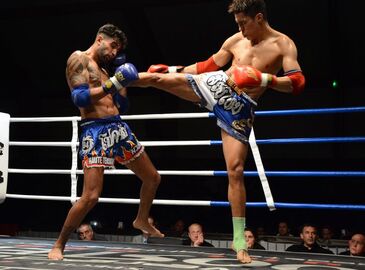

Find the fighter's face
[[97, 35, 122, 65], [235, 12, 260, 40]]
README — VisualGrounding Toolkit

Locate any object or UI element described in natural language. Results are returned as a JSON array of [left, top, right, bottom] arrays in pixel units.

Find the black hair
[[97, 23, 128, 50], [228, 0, 267, 20]]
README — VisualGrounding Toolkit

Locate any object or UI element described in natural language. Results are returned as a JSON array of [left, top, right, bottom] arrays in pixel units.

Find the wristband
[[102, 76, 123, 95]]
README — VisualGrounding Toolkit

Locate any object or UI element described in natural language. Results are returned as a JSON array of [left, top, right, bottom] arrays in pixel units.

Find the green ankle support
[[232, 217, 247, 252]]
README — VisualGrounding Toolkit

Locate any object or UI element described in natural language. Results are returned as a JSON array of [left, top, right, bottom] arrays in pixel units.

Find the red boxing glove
[[147, 64, 184, 73], [231, 65, 277, 88]]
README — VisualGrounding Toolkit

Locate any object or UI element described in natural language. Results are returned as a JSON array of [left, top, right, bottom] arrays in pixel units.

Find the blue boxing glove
[[102, 63, 139, 95], [106, 53, 127, 76]]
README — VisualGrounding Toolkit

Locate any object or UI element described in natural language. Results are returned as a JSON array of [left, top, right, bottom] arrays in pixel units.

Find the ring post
[[0, 113, 10, 203]]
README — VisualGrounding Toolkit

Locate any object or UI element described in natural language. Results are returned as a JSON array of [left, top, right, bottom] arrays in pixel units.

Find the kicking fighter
[[136, 0, 305, 263], [48, 24, 163, 260]]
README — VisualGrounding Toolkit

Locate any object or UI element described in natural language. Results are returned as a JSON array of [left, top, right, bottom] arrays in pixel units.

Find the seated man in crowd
[[77, 222, 107, 241], [286, 224, 333, 254], [168, 219, 186, 237], [276, 221, 293, 237], [77, 223, 96, 241], [318, 225, 335, 246], [184, 223, 214, 247], [339, 233, 365, 257]]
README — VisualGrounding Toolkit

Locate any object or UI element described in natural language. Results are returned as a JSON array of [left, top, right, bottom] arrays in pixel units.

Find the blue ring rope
[[210, 137, 365, 145], [210, 201, 365, 210], [208, 106, 365, 118]]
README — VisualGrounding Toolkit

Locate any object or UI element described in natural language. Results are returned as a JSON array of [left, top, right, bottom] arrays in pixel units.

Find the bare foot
[[48, 246, 64, 260], [133, 219, 164, 237], [231, 243, 252, 264], [237, 249, 252, 264]]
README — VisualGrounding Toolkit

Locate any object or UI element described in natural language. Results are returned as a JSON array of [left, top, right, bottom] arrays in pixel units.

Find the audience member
[[339, 233, 365, 257], [77, 223, 95, 241], [184, 223, 214, 247], [256, 226, 266, 241], [169, 219, 186, 237], [318, 225, 335, 246], [133, 216, 157, 244], [276, 221, 293, 237], [245, 228, 265, 250], [286, 224, 333, 254]]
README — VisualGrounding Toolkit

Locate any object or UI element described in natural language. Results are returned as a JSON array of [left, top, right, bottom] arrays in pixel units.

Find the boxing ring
[[1, 106, 365, 269]]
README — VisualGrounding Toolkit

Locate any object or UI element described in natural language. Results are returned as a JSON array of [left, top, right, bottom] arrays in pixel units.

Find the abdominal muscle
[[79, 94, 119, 120]]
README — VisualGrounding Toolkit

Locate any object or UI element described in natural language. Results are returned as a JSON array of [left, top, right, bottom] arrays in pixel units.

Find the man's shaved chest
[[231, 39, 282, 73]]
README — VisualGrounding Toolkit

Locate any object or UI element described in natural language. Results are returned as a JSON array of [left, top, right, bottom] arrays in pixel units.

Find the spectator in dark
[[276, 221, 293, 237], [184, 223, 214, 247], [169, 219, 186, 237], [286, 224, 333, 254], [339, 233, 365, 257], [318, 225, 335, 246], [245, 228, 265, 250], [256, 226, 266, 241]]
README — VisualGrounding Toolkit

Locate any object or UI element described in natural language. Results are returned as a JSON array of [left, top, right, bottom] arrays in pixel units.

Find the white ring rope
[[5, 194, 211, 206], [5, 107, 363, 209], [7, 169, 215, 176], [9, 113, 211, 123], [9, 141, 214, 147]]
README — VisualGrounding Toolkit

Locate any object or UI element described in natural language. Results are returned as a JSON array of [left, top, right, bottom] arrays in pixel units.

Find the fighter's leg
[[125, 151, 164, 238], [131, 72, 201, 103], [48, 167, 104, 260], [221, 129, 251, 264]]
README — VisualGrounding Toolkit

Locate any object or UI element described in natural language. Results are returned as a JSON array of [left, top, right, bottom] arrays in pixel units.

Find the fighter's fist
[[103, 63, 139, 95], [231, 65, 277, 88], [147, 64, 184, 73]]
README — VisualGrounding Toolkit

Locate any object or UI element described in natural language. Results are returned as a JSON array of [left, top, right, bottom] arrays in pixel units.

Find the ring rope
[[9, 106, 365, 122], [5, 194, 365, 211], [4, 106, 364, 211], [7, 168, 365, 177], [9, 136, 365, 147]]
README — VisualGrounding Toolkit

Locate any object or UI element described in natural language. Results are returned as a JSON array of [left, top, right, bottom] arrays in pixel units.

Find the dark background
[[0, 0, 364, 237]]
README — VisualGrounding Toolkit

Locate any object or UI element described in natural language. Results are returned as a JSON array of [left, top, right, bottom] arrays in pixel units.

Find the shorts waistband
[[80, 115, 122, 127]]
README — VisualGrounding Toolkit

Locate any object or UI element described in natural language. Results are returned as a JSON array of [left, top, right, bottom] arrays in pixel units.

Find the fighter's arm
[[182, 38, 234, 74], [272, 37, 305, 94], [66, 52, 108, 107], [67, 52, 138, 108]]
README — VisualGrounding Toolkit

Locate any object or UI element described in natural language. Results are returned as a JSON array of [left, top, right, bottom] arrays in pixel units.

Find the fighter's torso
[[228, 32, 285, 100], [68, 51, 119, 119]]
